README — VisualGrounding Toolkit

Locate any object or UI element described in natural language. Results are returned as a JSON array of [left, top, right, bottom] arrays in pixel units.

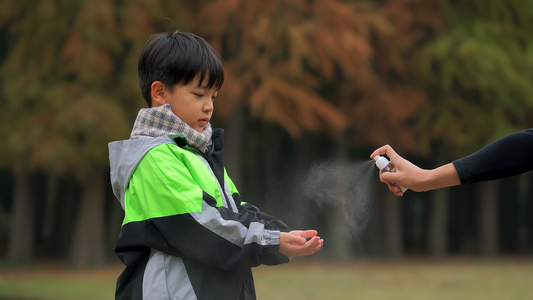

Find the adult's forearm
[[452, 129, 533, 185], [424, 163, 461, 190]]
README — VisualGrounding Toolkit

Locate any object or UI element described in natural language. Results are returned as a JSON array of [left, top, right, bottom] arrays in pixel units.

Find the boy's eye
[[194, 93, 204, 97]]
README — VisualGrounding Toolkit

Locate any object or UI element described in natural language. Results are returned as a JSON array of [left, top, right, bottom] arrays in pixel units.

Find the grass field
[[1, 257, 532, 299]]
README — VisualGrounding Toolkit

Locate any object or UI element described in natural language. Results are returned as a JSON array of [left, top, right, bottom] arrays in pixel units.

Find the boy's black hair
[[138, 30, 225, 107]]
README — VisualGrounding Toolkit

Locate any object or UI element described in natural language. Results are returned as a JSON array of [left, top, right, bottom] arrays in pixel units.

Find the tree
[[0, 0, 87, 262], [0, 0, 160, 266], [193, 0, 444, 258], [416, 1, 533, 155], [414, 0, 533, 256]]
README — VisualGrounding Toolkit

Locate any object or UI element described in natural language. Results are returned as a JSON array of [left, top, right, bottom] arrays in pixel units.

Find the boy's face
[[160, 75, 217, 132]]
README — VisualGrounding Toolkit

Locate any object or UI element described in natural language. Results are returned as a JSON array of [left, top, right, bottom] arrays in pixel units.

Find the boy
[[109, 30, 323, 300]]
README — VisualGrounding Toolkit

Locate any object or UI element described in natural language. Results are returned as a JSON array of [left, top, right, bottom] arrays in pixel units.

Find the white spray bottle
[[373, 155, 408, 193]]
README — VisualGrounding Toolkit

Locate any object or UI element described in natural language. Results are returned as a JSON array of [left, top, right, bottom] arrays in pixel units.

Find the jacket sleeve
[[224, 170, 291, 232], [452, 128, 533, 185], [119, 144, 290, 270]]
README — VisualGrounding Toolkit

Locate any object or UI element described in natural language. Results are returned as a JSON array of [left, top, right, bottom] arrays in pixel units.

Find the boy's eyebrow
[[197, 85, 219, 91]]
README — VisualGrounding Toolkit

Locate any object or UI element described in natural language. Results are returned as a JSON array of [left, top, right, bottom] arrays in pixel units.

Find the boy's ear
[[151, 81, 166, 107]]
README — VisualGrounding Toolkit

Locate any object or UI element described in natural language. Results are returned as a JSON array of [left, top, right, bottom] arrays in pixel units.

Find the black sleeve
[[452, 128, 533, 185], [233, 192, 291, 232]]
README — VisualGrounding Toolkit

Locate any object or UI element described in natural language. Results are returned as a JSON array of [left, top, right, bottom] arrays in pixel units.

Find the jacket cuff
[[265, 229, 280, 246]]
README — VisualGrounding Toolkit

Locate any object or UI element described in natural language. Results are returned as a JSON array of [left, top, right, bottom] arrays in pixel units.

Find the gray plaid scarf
[[131, 103, 212, 152]]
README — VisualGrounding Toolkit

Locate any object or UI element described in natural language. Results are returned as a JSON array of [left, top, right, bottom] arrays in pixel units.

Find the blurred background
[[1, 0, 533, 272]]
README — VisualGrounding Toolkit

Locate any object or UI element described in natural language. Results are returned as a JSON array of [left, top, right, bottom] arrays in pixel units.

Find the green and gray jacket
[[109, 128, 290, 300]]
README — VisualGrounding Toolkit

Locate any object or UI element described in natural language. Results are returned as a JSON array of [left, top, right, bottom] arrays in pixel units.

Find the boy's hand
[[279, 230, 323, 257]]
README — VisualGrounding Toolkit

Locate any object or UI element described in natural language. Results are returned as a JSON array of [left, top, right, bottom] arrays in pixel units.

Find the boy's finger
[[311, 239, 324, 253], [296, 230, 318, 239]]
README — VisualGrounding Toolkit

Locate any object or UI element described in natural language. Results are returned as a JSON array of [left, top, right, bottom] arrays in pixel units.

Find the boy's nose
[[204, 100, 213, 112]]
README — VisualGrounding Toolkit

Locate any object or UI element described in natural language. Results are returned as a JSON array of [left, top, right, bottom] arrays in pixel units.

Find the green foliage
[[0, 0, 195, 178], [414, 1, 533, 156]]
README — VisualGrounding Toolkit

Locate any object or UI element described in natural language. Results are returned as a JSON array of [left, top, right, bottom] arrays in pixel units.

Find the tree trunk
[[7, 163, 34, 262], [108, 195, 124, 259], [329, 201, 351, 259], [478, 180, 499, 256], [517, 174, 531, 253], [69, 168, 106, 268], [223, 105, 245, 188], [290, 132, 322, 229], [328, 129, 351, 260], [52, 176, 80, 259], [383, 191, 403, 257], [427, 143, 449, 257], [42, 172, 60, 255], [427, 188, 448, 256]]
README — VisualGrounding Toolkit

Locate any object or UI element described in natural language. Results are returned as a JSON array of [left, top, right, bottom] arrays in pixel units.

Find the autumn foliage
[[2, 0, 533, 266], [195, 0, 442, 151]]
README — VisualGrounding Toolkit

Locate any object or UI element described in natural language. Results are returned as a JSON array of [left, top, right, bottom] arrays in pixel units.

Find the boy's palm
[[279, 230, 323, 257]]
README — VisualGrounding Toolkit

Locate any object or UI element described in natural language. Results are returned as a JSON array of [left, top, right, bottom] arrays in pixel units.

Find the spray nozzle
[[372, 155, 408, 193], [373, 155, 390, 171]]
